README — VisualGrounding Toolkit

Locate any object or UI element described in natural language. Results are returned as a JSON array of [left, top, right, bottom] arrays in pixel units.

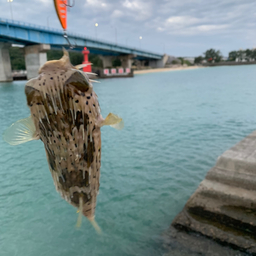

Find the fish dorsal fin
[[61, 48, 70, 63], [3, 116, 37, 145], [39, 48, 72, 74], [101, 113, 124, 130]]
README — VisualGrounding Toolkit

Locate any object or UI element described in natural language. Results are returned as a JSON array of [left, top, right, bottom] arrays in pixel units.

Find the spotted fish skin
[[25, 51, 104, 220]]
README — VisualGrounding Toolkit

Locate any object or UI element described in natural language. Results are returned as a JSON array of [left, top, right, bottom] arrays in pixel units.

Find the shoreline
[[134, 66, 201, 75]]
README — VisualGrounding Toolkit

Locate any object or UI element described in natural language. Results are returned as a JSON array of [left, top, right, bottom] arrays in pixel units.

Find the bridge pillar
[[149, 54, 168, 68], [99, 55, 113, 68], [0, 42, 13, 82], [120, 55, 134, 69], [24, 44, 50, 79]]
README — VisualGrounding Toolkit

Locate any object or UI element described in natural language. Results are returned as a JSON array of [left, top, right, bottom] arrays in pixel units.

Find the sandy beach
[[134, 66, 201, 75]]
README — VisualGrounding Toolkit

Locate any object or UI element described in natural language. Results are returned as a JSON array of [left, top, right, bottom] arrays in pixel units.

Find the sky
[[1, 0, 256, 57]]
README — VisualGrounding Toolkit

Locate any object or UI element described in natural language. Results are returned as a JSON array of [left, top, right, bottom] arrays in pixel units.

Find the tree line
[[228, 49, 256, 62], [9, 47, 104, 70], [9, 47, 127, 70], [194, 48, 256, 64], [10, 46, 256, 69]]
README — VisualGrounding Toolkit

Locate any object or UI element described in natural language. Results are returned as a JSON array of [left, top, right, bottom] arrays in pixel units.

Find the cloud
[[0, 0, 256, 56], [148, 1, 255, 37], [111, 10, 124, 18], [85, 0, 107, 8], [197, 25, 229, 32], [166, 16, 200, 28], [154, 15, 230, 35], [122, 0, 153, 20]]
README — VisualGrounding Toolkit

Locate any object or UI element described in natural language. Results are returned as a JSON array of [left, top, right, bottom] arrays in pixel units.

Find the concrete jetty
[[164, 131, 256, 255]]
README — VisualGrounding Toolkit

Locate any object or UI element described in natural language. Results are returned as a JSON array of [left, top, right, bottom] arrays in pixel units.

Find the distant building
[[165, 55, 181, 65], [183, 57, 195, 64]]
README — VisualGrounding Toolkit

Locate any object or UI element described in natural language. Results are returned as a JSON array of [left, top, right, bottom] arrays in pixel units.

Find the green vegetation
[[228, 51, 237, 61], [48, 50, 104, 67], [171, 59, 180, 65], [178, 57, 184, 65], [89, 54, 103, 68], [8, 47, 104, 70], [193, 49, 222, 64], [47, 50, 83, 65], [46, 50, 62, 61], [47, 50, 104, 67], [184, 60, 192, 66], [9, 47, 25, 70], [194, 56, 203, 64], [177, 57, 192, 66], [204, 49, 222, 63], [228, 49, 256, 61], [112, 58, 121, 67]]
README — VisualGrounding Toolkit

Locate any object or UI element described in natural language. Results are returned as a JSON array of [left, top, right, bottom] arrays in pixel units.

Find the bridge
[[0, 18, 166, 81]]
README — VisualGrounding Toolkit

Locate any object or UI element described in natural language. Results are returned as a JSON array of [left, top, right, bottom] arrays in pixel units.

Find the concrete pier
[[149, 54, 169, 68], [120, 55, 134, 69], [100, 54, 134, 69], [0, 42, 13, 82], [24, 44, 50, 80], [164, 131, 256, 255], [99, 55, 113, 68]]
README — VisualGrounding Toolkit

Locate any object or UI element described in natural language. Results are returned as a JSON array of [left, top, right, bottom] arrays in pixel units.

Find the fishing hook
[[62, 0, 75, 7], [63, 32, 74, 49]]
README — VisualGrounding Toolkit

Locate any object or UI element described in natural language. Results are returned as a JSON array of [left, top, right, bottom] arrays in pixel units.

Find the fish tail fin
[[101, 113, 124, 130], [88, 217, 102, 234]]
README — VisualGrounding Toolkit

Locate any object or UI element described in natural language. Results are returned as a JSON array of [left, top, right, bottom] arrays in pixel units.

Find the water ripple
[[1, 66, 256, 255]]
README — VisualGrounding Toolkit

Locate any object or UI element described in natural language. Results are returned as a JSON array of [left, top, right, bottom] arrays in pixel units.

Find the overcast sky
[[1, 0, 256, 57]]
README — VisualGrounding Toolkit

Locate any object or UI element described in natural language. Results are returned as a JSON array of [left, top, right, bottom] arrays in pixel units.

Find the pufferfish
[[3, 49, 123, 232]]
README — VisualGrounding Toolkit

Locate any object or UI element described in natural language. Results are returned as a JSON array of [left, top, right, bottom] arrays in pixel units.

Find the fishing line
[[54, 0, 76, 49], [63, 32, 74, 49], [62, 0, 75, 7], [62, 0, 75, 49]]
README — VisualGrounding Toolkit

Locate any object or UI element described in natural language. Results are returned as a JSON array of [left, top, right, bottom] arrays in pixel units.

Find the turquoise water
[[1, 66, 256, 256]]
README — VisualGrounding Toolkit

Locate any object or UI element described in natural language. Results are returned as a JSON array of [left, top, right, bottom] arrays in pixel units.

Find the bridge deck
[[0, 18, 162, 60]]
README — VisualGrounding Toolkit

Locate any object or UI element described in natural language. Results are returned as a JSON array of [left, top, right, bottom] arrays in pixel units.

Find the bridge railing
[[0, 18, 162, 57], [0, 18, 63, 33]]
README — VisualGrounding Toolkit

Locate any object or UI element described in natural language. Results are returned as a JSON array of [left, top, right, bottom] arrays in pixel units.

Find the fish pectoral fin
[[101, 113, 124, 130], [3, 116, 38, 145]]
